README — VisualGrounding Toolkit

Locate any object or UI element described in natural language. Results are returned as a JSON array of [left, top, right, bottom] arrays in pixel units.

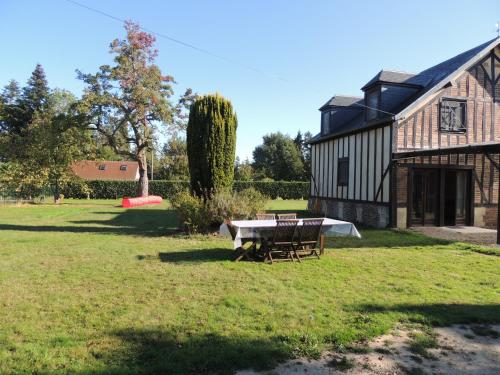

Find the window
[[440, 99, 466, 132], [322, 111, 330, 134], [366, 91, 379, 120], [120, 165, 127, 171], [98, 164, 106, 171], [337, 157, 349, 186]]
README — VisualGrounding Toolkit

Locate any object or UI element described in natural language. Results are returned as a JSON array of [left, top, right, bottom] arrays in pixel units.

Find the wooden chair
[[264, 219, 299, 264], [256, 213, 276, 220], [277, 213, 297, 219], [226, 221, 256, 261], [295, 219, 324, 260]]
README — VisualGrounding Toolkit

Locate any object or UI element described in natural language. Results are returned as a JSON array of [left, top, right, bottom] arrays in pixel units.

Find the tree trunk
[[137, 150, 149, 197], [53, 180, 61, 204]]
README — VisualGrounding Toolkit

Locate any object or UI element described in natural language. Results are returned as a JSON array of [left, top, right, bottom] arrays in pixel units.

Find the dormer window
[[321, 111, 330, 134], [440, 99, 466, 132], [365, 90, 379, 120], [98, 164, 106, 171], [120, 165, 127, 171]]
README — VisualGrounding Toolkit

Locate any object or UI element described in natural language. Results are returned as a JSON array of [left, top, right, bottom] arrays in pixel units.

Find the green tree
[[187, 94, 237, 197], [77, 21, 194, 197], [0, 89, 90, 202], [234, 157, 254, 181], [0, 65, 50, 160], [252, 132, 305, 181], [156, 135, 189, 180], [21, 64, 50, 122], [294, 130, 312, 180]]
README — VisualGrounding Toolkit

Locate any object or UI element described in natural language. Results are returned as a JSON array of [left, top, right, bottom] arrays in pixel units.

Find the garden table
[[219, 218, 361, 260]]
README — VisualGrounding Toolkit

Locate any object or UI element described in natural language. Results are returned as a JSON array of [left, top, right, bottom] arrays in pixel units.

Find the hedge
[[62, 180, 309, 200], [62, 180, 190, 199], [233, 181, 309, 199]]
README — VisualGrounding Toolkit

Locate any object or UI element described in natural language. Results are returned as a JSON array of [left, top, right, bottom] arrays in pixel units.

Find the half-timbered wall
[[396, 48, 500, 152], [393, 47, 500, 229], [310, 125, 392, 204]]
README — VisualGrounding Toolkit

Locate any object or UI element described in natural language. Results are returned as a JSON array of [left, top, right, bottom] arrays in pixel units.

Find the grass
[[0, 199, 499, 374], [407, 329, 439, 359]]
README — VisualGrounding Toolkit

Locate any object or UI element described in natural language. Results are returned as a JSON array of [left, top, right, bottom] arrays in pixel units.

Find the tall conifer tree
[[187, 94, 237, 197]]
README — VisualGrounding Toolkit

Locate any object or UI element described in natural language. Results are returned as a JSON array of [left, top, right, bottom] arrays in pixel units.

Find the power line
[[351, 102, 396, 116], [63, 0, 288, 82], [62, 0, 397, 118]]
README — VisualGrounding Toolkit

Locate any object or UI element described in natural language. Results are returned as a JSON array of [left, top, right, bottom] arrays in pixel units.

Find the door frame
[[407, 164, 473, 227]]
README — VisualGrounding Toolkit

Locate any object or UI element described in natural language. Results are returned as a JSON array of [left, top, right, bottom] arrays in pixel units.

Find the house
[[72, 161, 139, 181], [309, 37, 500, 236]]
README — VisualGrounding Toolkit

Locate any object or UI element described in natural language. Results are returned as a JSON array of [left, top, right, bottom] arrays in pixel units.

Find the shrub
[[204, 190, 243, 228], [171, 188, 268, 233], [170, 190, 207, 233], [237, 187, 268, 218]]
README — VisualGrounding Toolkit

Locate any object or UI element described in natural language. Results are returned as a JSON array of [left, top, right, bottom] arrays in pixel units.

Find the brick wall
[[483, 206, 498, 229], [395, 54, 499, 152]]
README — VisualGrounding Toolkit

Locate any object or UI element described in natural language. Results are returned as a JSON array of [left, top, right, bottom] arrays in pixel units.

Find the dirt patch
[[237, 324, 500, 375]]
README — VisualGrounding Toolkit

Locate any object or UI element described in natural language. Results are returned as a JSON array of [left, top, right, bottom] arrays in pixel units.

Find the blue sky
[[1, 0, 499, 159]]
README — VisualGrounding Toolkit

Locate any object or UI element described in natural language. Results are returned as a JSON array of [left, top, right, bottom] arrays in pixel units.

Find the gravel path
[[411, 226, 498, 246]]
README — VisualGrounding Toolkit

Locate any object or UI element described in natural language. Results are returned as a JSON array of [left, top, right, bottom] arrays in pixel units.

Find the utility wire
[[351, 102, 396, 116], [63, 0, 397, 117], [63, 0, 288, 82]]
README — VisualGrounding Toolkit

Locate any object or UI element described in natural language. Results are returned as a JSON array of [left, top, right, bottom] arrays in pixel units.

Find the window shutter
[[440, 99, 466, 132]]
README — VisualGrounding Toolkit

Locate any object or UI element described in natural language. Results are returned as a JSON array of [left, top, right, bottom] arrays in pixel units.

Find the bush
[[169, 190, 208, 233], [171, 188, 268, 233], [237, 187, 268, 218], [62, 180, 308, 200]]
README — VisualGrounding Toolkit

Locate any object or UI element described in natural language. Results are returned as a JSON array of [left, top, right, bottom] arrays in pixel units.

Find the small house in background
[[309, 37, 500, 232], [72, 161, 139, 181]]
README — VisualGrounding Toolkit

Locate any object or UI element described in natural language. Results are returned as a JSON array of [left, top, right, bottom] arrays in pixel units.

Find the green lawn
[[0, 199, 499, 374]]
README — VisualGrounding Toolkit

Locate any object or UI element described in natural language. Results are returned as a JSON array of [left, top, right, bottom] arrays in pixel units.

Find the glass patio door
[[455, 170, 469, 225], [411, 169, 439, 226]]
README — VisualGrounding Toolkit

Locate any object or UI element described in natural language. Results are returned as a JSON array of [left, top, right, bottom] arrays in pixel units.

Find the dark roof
[[311, 37, 500, 144], [361, 70, 419, 90], [399, 37, 499, 115], [319, 95, 363, 110]]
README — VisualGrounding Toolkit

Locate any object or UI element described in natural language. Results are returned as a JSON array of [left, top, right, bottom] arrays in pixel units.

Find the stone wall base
[[474, 206, 498, 229], [308, 198, 389, 228], [397, 207, 407, 229]]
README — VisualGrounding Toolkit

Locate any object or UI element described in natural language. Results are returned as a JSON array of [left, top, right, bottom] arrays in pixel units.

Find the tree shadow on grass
[[325, 228, 453, 249], [136, 248, 233, 263], [77, 329, 290, 375], [351, 303, 500, 326], [70, 305, 500, 374], [0, 209, 180, 237], [69, 209, 180, 236]]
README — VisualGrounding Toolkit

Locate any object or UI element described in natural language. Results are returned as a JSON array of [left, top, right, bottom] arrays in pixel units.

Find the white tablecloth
[[219, 218, 361, 249]]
